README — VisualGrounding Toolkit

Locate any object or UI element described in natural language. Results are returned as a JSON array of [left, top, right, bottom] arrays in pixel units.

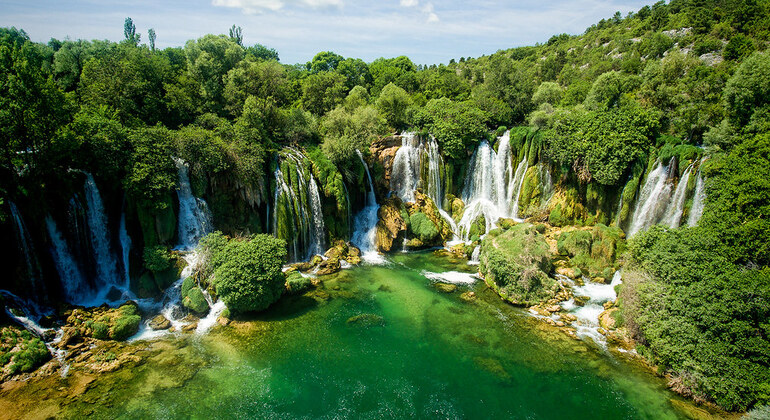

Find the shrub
[[409, 212, 439, 243], [143, 245, 172, 272], [212, 234, 288, 314], [183, 286, 209, 314]]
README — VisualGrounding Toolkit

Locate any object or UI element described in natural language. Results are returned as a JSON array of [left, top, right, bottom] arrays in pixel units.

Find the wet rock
[[599, 308, 618, 330], [433, 283, 457, 293], [149, 315, 171, 330], [573, 295, 590, 306], [546, 305, 561, 313], [316, 258, 341, 276], [58, 327, 80, 349], [375, 197, 408, 252]]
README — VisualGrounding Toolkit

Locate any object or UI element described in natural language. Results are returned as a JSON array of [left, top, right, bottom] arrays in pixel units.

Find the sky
[[1, 0, 653, 65]]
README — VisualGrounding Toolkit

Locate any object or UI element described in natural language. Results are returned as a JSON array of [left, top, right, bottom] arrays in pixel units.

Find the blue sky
[[1, 0, 653, 65]]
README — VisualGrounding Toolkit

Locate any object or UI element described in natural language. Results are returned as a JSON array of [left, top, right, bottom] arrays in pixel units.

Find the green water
[[62, 252, 688, 419]]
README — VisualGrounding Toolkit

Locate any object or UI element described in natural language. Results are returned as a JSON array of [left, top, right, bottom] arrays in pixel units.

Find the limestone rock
[[149, 315, 171, 330]]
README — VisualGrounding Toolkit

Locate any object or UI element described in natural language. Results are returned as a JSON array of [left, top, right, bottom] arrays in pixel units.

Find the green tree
[[148, 28, 156, 51], [210, 234, 288, 314], [531, 81, 563, 107], [723, 52, 770, 131], [301, 71, 348, 115], [376, 82, 413, 130], [307, 51, 343, 73], [416, 98, 490, 160], [184, 34, 245, 115], [123, 17, 140, 45]]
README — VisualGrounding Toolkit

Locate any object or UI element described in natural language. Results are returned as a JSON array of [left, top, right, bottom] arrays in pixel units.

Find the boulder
[[149, 315, 171, 330], [375, 197, 408, 252], [315, 258, 341, 276], [434, 283, 458, 293]]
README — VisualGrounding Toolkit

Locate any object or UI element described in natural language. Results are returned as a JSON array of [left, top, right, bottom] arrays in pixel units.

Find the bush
[[143, 245, 172, 272], [409, 212, 439, 243], [212, 234, 288, 314], [0, 327, 50, 375], [111, 314, 141, 341], [285, 271, 312, 294]]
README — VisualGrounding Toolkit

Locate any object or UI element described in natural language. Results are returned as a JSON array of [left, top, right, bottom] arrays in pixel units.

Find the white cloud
[[421, 3, 438, 22], [212, 0, 342, 14], [399, 0, 418, 7]]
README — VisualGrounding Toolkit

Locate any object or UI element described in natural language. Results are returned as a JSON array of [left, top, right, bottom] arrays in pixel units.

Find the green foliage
[[124, 126, 177, 212], [320, 105, 386, 165], [723, 33, 755, 61], [376, 83, 413, 130], [143, 245, 172, 272], [206, 233, 287, 314], [531, 82, 562, 107], [557, 225, 625, 278], [545, 104, 659, 185], [0, 327, 50, 374], [111, 309, 141, 341], [184, 34, 245, 114], [723, 52, 770, 132], [416, 98, 490, 160], [302, 71, 348, 115], [409, 212, 439, 243], [479, 224, 555, 306]]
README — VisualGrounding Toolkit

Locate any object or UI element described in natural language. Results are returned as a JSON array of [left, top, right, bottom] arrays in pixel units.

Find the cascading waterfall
[[628, 159, 704, 236], [307, 176, 326, 257], [273, 149, 327, 261], [390, 133, 421, 203], [627, 161, 673, 236], [351, 151, 384, 263], [662, 164, 693, 228], [687, 172, 706, 227], [119, 210, 132, 289], [174, 158, 213, 250], [9, 202, 44, 296], [45, 216, 87, 303], [83, 173, 121, 289], [458, 132, 527, 240]]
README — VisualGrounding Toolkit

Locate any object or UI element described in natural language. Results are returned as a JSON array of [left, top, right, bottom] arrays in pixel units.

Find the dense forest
[[1, 0, 769, 414]]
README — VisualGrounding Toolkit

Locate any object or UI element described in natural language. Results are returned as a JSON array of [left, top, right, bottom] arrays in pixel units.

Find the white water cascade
[[458, 132, 528, 240], [627, 161, 673, 236], [351, 151, 385, 264], [119, 210, 132, 288], [83, 173, 121, 289], [662, 164, 693, 228], [174, 158, 213, 250], [307, 176, 326, 257], [687, 172, 706, 227], [558, 271, 623, 348], [45, 216, 87, 303], [390, 133, 422, 203], [10, 202, 45, 296]]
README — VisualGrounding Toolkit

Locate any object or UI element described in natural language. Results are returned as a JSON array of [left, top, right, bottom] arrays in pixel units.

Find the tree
[[148, 28, 156, 51], [301, 71, 348, 115], [247, 43, 279, 61], [223, 58, 289, 116], [307, 51, 343, 73], [123, 17, 140, 45], [532, 82, 563, 107], [229, 25, 243, 46], [184, 34, 245, 115], [376, 82, 413, 130], [723, 52, 770, 131], [415, 98, 490, 160]]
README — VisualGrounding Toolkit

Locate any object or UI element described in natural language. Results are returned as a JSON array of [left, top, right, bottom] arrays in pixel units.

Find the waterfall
[[272, 149, 327, 261], [662, 164, 693, 228], [458, 132, 527, 240], [627, 161, 673, 236], [352, 151, 384, 264], [307, 176, 326, 257], [468, 245, 481, 266], [9, 202, 44, 296], [688, 172, 706, 227], [425, 137, 443, 206], [119, 210, 132, 289], [83, 173, 120, 289], [174, 158, 213, 250], [46, 216, 88, 303], [390, 133, 422, 203]]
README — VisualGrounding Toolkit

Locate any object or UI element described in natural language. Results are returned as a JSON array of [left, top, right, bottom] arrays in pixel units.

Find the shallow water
[[54, 252, 688, 419]]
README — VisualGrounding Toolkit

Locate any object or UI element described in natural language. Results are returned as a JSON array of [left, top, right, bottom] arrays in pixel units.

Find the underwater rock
[[433, 283, 458, 293], [346, 313, 385, 327], [316, 258, 341, 276]]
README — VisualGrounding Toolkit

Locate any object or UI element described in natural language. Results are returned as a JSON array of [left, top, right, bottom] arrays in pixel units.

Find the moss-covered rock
[[479, 223, 557, 306], [182, 280, 209, 314], [409, 212, 439, 243], [0, 326, 51, 378], [556, 224, 625, 279], [468, 214, 486, 242], [285, 271, 312, 294], [64, 302, 141, 342]]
